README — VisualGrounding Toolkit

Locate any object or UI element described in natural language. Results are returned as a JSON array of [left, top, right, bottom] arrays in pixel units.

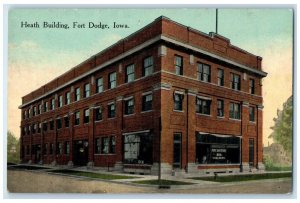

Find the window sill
[[217, 116, 225, 119], [249, 121, 256, 124], [94, 153, 116, 156], [173, 109, 184, 113], [124, 113, 135, 117], [107, 117, 116, 120], [141, 110, 153, 114], [196, 113, 211, 117], [229, 118, 241, 122], [95, 120, 103, 123]]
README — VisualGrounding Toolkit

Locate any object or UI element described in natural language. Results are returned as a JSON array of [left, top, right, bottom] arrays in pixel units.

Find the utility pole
[[216, 8, 218, 34]]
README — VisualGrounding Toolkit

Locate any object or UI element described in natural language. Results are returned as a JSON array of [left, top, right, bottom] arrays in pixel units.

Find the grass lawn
[[190, 172, 292, 182], [132, 179, 194, 185], [50, 169, 140, 180], [265, 165, 292, 171]]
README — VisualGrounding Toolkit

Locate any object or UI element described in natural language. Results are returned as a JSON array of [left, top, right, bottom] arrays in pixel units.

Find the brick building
[[19, 16, 267, 175]]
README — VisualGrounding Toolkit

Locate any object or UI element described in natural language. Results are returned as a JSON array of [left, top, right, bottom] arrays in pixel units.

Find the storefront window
[[124, 132, 152, 164], [196, 133, 240, 164]]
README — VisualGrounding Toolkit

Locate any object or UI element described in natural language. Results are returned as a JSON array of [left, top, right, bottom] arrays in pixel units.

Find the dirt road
[[6, 170, 292, 195]]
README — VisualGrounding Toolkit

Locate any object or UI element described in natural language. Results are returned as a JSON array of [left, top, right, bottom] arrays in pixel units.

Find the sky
[[7, 8, 293, 146]]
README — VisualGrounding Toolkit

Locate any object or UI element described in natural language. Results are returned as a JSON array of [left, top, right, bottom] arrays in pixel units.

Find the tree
[[269, 96, 293, 157], [7, 131, 20, 164]]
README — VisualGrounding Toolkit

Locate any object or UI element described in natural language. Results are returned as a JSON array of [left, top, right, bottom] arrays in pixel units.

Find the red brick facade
[[19, 16, 267, 175]]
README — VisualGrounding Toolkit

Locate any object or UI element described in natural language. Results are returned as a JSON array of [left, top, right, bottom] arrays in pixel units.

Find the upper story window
[[143, 56, 153, 77], [84, 83, 90, 98], [142, 93, 153, 112], [23, 110, 26, 120], [49, 120, 54, 130], [65, 142, 70, 155], [230, 73, 241, 91], [108, 103, 116, 118], [217, 99, 224, 117], [74, 111, 80, 125], [175, 55, 183, 75], [126, 64, 135, 83], [33, 106, 37, 116], [64, 116, 70, 128], [43, 122, 47, 132], [44, 101, 48, 112], [58, 95, 63, 108], [218, 69, 224, 86], [109, 72, 117, 89], [96, 77, 103, 93], [229, 102, 241, 120], [56, 118, 62, 129], [196, 97, 211, 115], [84, 108, 90, 123], [38, 104, 42, 114], [32, 124, 36, 134], [57, 142, 62, 155], [249, 79, 255, 94], [95, 106, 103, 121], [75, 87, 81, 101], [65, 92, 70, 105], [174, 92, 184, 111], [197, 63, 211, 82], [249, 106, 255, 122], [125, 98, 134, 115], [38, 123, 41, 133], [51, 99, 55, 110]]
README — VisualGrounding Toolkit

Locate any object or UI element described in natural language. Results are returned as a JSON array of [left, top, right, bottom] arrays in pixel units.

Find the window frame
[[95, 106, 103, 121], [174, 92, 184, 111], [108, 103, 116, 118], [143, 56, 154, 77], [230, 73, 241, 91], [125, 98, 134, 115], [249, 79, 255, 94], [142, 93, 153, 112], [75, 87, 81, 101], [74, 111, 80, 126], [125, 64, 135, 83], [84, 83, 90, 98], [84, 108, 90, 124], [217, 99, 225, 117], [217, 68, 224, 86], [96, 77, 103, 93], [65, 91, 71, 105], [108, 72, 117, 89], [197, 63, 211, 82], [249, 106, 255, 122], [196, 97, 211, 115], [229, 102, 241, 120], [175, 55, 183, 75]]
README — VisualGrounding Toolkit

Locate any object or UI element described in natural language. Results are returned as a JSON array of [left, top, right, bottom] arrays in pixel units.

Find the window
[[95, 107, 102, 121], [43, 122, 47, 132], [38, 104, 42, 114], [50, 143, 54, 155], [95, 138, 101, 154], [124, 132, 153, 164], [230, 73, 241, 90], [74, 111, 80, 125], [84, 83, 90, 98], [197, 63, 211, 82], [23, 111, 26, 119], [229, 102, 241, 120], [143, 56, 153, 76], [51, 99, 55, 110], [44, 102, 48, 112], [27, 125, 30, 135], [249, 79, 255, 94], [58, 95, 63, 107], [125, 98, 134, 115], [64, 116, 69, 128], [75, 87, 81, 101], [56, 118, 62, 129], [33, 106, 37, 116], [57, 142, 62, 155], [65, 92, 70, 105], [101, 137, 109, 154], [174, 93, 184, 111], [108, 72, 117, 89], [175, 55, 183, 75], [126, 64, 135, 83], [196, 133, 241, 164], [38, 123, 41, 133], [43, 143, 48, 155], [96, 77, 103, 93], [218, 69, 224, 86], [196, 97, 211, 115], [49, 120, 54, 130], [108, 103, 115, 118], [217, 100, 224, 117], [110, 137, 116, 154], [249, 106, 255, 122], [32, 124, 36, 134], [142, 94, 152, 112], [65, 142, 70, 155], [84, 109, 90, 123], [22, 127, 26, 136]]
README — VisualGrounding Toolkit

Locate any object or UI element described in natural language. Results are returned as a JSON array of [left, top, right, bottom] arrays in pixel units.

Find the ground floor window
[[196, 133, 240, 164], [124, 132, 152, 164]]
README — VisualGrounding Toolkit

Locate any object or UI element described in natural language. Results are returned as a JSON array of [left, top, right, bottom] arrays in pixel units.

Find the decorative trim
[[107, 101, 115, 105], [116, 96, 123, 101], [199, 131, 242, 138], [196, 95, 211, 100], [142, 91, 152, 96], [257, 105, 264, 110], [123, 96, 134, 101], [242, 101, 249, 107], [152, 82, 171, 91]]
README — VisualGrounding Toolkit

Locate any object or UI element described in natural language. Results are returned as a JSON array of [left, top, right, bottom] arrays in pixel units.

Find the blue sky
[[8, 8, 293, 145]]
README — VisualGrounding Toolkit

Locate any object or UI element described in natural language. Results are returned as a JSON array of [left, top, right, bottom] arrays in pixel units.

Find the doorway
[[173, 133, 182, 168], [73, 140, 89, 166], [249, 138, 254, 167], [35, 144, 41, 163]]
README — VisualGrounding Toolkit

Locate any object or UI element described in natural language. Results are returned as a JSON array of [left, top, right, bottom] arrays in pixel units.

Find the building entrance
[[173, 133, 182, 168], [73, 140, 89, 166], [34, 144, 41, 163]]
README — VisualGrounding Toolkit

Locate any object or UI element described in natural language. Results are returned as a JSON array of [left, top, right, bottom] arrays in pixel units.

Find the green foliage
[[7, 131, 20, 164], [269, 96, 293, 157], [263, 155, 292, 171]]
